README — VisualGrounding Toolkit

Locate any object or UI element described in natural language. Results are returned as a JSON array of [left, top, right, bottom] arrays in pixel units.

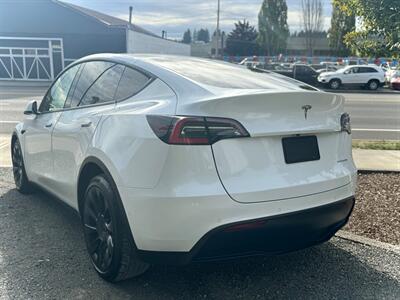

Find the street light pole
[[216, 0, 220, 59]]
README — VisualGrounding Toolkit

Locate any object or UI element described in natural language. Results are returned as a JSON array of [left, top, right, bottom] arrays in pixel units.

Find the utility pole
[[129, 6, 133, 26], [215, 0, 220, 59]]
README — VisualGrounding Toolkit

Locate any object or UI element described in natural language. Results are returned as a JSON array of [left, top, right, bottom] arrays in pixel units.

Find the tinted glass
[[144, 57, 280, 89], [79, 64, 125, 106], [68, 61, 114, 108], [39, 64, 80, 112], [360, 67, 378, 73], [296, 66, 307, 73], [115, 67, 150, 101]]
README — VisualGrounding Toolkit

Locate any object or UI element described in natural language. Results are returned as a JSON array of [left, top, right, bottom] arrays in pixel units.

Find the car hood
[[318, 71, 337, 77]]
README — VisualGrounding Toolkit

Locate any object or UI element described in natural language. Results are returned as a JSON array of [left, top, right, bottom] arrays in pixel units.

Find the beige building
[[191, 36, 331, 58], [286, 37, 331, 56]]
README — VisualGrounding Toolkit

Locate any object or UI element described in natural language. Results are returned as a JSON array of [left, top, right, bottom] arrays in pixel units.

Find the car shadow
[[0, 174, 399, 299]]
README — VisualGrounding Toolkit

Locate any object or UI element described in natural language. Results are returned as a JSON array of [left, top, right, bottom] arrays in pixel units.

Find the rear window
[[146, 57, 278, 89]]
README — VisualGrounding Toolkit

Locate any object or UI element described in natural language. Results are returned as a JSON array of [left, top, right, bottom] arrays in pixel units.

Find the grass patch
[[352, 140, 400, 150]]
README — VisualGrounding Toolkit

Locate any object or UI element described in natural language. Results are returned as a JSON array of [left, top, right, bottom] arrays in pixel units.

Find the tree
[[257, 0, 289, 55], [328, 3, 355, 56], [225, 19, 258, 56], [333, 0, 400, 57], [300, 0, 324, 56], [182, 29, 192, 44], [193, 29, 198, 42], [197, 28, 210, 43]]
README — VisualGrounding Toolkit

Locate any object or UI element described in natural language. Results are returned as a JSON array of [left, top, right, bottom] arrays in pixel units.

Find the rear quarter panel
[[86, 79, 177, 190]]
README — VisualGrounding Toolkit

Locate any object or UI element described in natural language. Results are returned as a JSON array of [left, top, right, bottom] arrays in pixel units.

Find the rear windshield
[[145, 57, 279, 89]]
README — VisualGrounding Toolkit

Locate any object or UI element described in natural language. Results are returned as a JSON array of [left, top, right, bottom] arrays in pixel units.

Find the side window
[[67, 61, 114, 108], [79, 64, 125, 107], [39, 64, 80, 112], [114, 66, 151, 101], [363, 67, 378, 73]]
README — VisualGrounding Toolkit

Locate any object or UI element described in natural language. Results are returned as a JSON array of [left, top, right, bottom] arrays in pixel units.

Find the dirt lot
[[344, 172, 400, 245]]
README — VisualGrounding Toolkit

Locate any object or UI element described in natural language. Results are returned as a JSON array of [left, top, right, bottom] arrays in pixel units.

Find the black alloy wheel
[[82, 174, 149, 282], [83, 183, 115, 273], [11, 138, 33, 194]]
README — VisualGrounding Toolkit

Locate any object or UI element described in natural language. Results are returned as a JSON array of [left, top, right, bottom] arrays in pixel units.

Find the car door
[[23, 64, 80, 188], [353, 67, 368, 84], [51, 61, 126, 205], [342, 67, 357, 84]]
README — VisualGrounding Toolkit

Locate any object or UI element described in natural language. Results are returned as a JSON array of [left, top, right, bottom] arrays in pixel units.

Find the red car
[[390, 72, 400, 90]]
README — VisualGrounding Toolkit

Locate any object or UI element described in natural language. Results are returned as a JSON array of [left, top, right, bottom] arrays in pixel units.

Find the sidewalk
[[353, 149, 400, 171], [1, 134, 399, 170]]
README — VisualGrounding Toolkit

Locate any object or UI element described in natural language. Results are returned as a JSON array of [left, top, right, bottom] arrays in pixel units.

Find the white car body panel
[[23, 111, 62, 188], [14, 54, 357, 255], [51, 104, 112, 207]]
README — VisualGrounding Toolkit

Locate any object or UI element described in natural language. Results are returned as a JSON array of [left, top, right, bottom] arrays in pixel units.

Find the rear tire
[[11, 138, 34, 194], [82, 174, 149, 282], [367, 79, 379, 90], [329, 79, 341, 90]]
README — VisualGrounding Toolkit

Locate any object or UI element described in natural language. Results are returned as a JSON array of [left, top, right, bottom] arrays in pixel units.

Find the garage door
[[0, 37, 64, 81]]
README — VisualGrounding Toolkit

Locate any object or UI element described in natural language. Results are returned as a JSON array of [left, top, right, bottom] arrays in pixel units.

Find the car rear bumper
[[136, 196, 355, 265]]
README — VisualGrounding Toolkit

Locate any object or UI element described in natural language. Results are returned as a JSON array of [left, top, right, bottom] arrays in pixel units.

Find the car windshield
[[145, 57, 279, 89]]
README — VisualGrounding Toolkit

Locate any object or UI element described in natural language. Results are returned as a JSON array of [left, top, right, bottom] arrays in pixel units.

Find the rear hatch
[[178, 90, 354, 203]]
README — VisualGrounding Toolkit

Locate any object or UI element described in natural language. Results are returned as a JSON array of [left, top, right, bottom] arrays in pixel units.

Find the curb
[[357, 169, 400, 174], [336, 230, 400, 255], [323, 89, 400, 95]]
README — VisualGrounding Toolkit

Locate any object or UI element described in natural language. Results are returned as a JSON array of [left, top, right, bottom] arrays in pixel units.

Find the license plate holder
[[282, 136, 320, 164]]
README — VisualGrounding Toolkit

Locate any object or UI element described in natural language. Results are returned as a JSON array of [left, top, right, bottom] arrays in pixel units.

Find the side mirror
[[24, 100, 38, 115]]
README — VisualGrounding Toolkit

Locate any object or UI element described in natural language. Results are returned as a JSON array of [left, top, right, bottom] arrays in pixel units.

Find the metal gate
[[0, 37, 64, 81]]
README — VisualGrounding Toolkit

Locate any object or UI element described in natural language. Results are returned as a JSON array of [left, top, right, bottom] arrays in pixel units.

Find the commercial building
[[0, 0, 189, 82]]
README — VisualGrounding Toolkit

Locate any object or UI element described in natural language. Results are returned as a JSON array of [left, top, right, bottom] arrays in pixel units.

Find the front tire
[[82, 174, 149, 282], [11, 138, 34, 194], [329, 79, 341, 90]]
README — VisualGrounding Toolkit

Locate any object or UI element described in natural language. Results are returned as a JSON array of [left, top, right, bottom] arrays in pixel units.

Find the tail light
[[340, 113, 351, 134], [146, 115, 250, 145]]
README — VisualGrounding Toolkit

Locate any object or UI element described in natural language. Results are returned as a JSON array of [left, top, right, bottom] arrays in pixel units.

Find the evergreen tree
[[193, 29, 198, 42], [197, 28, 210, 43], [328, 3, 355, 56], [182, 29, 192, 44], [225, 20, 258, 56], [257, 0, 289, 55]]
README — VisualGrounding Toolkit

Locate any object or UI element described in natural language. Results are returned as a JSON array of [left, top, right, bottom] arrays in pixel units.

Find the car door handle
[[45, 123, 53, 128], [81, 121, 92, 128]]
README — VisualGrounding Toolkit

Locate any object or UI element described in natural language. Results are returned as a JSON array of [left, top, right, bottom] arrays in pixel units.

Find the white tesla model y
[[12, 54, 357, 282]]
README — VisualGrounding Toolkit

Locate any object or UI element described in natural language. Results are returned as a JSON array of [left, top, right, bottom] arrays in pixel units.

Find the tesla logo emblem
[[302, 105, 312, 119]]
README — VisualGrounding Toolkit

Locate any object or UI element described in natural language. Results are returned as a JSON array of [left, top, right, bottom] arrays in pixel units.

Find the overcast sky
[[63, 0, 332, 39]]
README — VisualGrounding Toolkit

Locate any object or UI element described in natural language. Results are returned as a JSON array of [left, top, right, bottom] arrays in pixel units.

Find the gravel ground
[[344, 172, 400, 245], [0, 167, 399, 299]]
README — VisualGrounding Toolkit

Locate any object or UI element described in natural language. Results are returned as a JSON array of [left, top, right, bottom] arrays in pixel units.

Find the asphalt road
[[0, 86, 399, 140], [0, 167, 399, 299]]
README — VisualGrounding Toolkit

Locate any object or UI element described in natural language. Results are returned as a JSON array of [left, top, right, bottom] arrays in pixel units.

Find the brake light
[[146, 115, 250, 145]]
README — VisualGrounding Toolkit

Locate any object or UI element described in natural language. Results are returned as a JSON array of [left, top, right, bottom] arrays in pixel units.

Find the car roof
[[72, 53, 318, 101]]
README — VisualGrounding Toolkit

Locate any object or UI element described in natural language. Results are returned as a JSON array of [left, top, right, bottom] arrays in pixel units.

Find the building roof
[[55, 0, 161, 38]]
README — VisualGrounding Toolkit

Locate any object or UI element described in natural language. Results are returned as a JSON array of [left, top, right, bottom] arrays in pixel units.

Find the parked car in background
[[319, 61, 340, 67], [312, 64, 339, 74], [239, 57, 260, 68], [12, 54, 357, 282], [385, 66, 400, 84], [273, 64, 319, 86], [389, 71, 400, 90], [318, 65, 385, 90]]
